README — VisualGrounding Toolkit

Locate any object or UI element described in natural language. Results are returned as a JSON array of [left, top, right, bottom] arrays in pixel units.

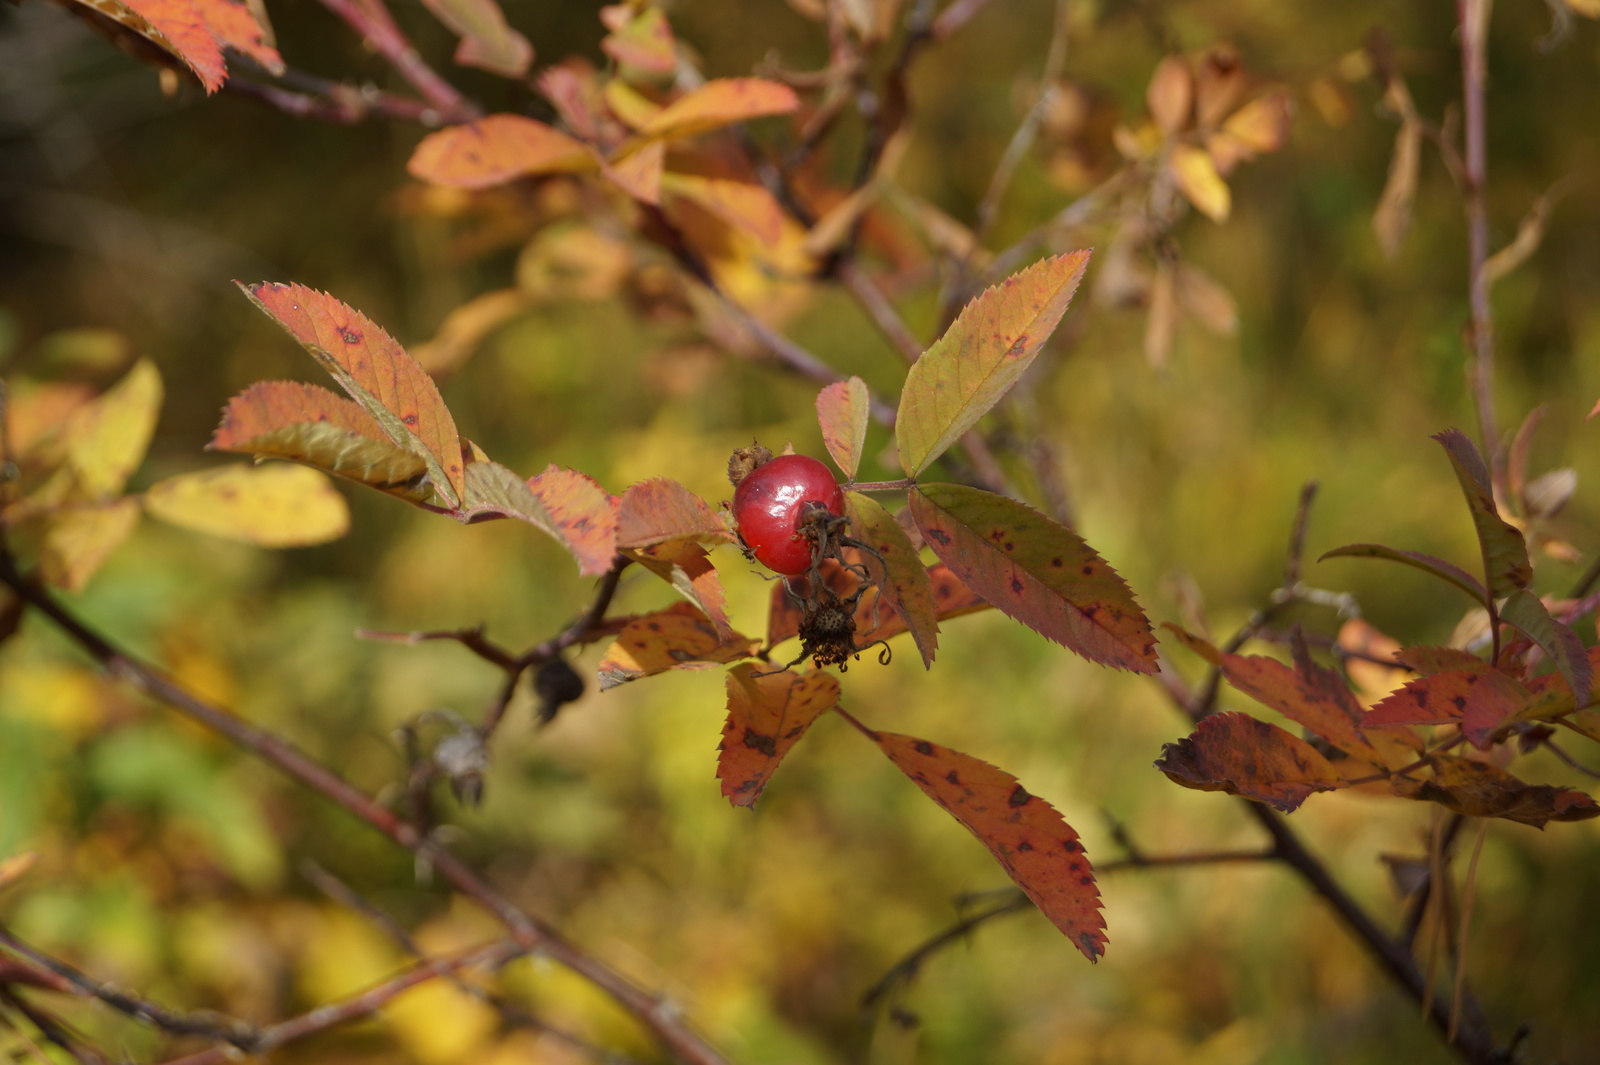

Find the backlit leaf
[[527, 465, 620, 577], [872, 731, 1107, 961], [910, 483, 1155, 673], [1170, 143, 1230, 221], [67, 358, 162, 498], [639, 78, 799, 140], [143, 463, 350, 547], [417, 0, 532, 77], [452, 460, 614, 575], [627, 540, 733, 639], [239, 283, 466, 509], [38, 499, 141, 591], [597, 604, 756, 689], [1365, 667, 1532, 748], [1155, 711, 1346, 812], [1433, 429, 1532, 598], [209, 380, 433, 503], [407, 115, 594, 191], [896, 252, 1090, 477], [660, 172, 785, 246], [1499, 589, 1591, 706], [815, 377, 870, 480], [615, 478, 733, 549], [199, 0, 282, 73], [88, 0, 225, 93], [844, 492, 937, 667], [718, 664, 839, 806], [1318, 542, 1488, 605], [1391, 756, 1599, 828]]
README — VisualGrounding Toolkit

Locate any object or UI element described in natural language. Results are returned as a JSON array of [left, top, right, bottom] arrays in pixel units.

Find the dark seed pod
[[533, 658, 586, 726], [799, 592, 859, 670]]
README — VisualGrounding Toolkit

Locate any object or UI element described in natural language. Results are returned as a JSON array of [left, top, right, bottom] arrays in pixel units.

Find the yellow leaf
[[1169, 144, 1230, 222], [143, 463, 350, 547], [67, 358, 162, 498], [39, 498, 141, 590]]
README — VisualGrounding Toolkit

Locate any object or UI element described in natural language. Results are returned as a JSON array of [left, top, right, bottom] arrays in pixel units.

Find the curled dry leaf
[[1155, 711, 1347, 812], [407, 115, 595, 191], [718, 664, 840, 807], [143, 463, 350, 547], [911, 483, 1156, 673], [1390, 756, 1599, 828], [815, 377, 871, 480], [597, 603, 756, 689], [628, 539, 733, 640], [872, 731, 1107, 962], [896, 251, 1090, 477]]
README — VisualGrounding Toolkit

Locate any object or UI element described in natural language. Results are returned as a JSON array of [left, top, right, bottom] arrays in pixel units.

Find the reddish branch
[[312, 0, 479, 123]]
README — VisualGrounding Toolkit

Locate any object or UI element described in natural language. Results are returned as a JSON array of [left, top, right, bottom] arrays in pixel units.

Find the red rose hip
[[732, 454, 845, 575]]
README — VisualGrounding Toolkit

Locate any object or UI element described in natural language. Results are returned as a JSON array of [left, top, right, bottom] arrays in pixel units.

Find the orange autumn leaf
[[718, 664, 840, 806], [597, 604, 756, 689], [815, 377, 870, 480], [1390, 756, 1599, 828], [638, 78, 799, 140], [197, 0, 282, 74], [239, 283, 466, 509], [527, 465, 620, 577], [603, 140, 665, 204], [615, 478, 733, 549], [1155, 711, 1346, 812], [628, 539, 733, 640], [407, 115, 595, 191], [58, 0, 280, 92], [872, 731, 1107, 962], [454, 461, 615, 576], [659, 172, 785, 246], [1366, 667, 1533, 749]]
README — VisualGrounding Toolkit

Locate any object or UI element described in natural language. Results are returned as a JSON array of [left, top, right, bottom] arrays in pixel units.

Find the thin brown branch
[[837, 259, 924, 364], [356, 624, 519, 670], [313, 0, 479, 122], [0, 989, 109, 1065], [224, 66, 442, 125]]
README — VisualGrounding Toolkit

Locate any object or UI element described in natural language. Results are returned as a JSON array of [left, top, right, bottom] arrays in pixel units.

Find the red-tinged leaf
[[615, 478, 733, 549], [209, 381, 434, 502], [94, 0, 227, 92], [718, 664, 839, 807], [66, 358, 162, 499], [660, 172, 785, 246], [599, 3, 675, 73], [767, 560, 988, 649], [36, 499, 141, 591], [142, 463, 349, 547], [527, 465, 619, 577], [1365, 667, 1533, 748], [417, 0, 531, 77], [1433, 429, 1533, 598], [638, 78, 799, 140], [844, 491, 937, 667], [628, 540, 733, 640], [910, 483, 1155, 673], [454, 460, 611, 575], [239, 283, 466, 508], [603, 140, 664, 204], [1391, 756, 1599, 828], [816, 377, 870, 480], [198, 0, 282, 74], [597, 604, 756, 689], [1394, 645, 1488, 675], [896, 252, 1090, 477], [1318, 543, 1488, 605], [407, 115, 594, 191], [537, 60, 606, 142], [1155, 712, 1347, 811], [872, 731, 1106, 961], [1499, 589, 1591, 706]]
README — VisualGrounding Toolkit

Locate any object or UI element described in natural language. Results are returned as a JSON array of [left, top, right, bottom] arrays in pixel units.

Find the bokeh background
[[2, 0, 1599, 1062]]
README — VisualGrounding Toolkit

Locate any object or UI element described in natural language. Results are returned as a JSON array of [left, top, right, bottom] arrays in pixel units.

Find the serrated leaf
[[1318, 543, 1488, 605], [597, 604, 756, 689], [1155, 711, 1346, 812], [627, 540, 733, 639], [639, 78, 799, 140], [67, 358, 162, 499], [816, 377, 870, 479], [1170, 143, 1230, 221], [417, 0, 531, 77], [200, 0, 282, 74], [1433, 429, 1532, 598], [1365, 667, 1533, 748], [143, 463, 349, 547], [1394, 645, 1489, 675], [844, 492, 937, 667], [98, 0, 225, 92], [239, 283, 466, 509], [660, 172, 785, 246], [1499, 589, 1591, 706], [896, 252, 1090, 477], [452, 460, 607, 574], [718, 664, 839, 807], [526, 465, 620, 576], [1390, 756, 1598, 828], [208, 380, 434, 502], [37, 499, 141, 591], [407, 115, 594, 191], [767, 560, 988, 649], [615, 478, 733, 549], [872, 731, 1106, 962], [910, 483, 1155, 673]]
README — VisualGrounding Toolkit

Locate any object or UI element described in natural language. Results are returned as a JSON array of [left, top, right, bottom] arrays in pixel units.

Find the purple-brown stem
[[313, 0, 479, 123]]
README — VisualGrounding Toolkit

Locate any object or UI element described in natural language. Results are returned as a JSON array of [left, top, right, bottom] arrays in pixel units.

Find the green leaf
[[844, 491, 938, 667], [1433, 429, 1532, 598], [896, 252, 1090, 477], [1318, 543, 1488, 605], [1499, 589, 1591, 706], [910, 483, 1155, 673]]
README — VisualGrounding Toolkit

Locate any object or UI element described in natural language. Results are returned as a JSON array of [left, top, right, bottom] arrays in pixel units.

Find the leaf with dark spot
[[598, 604, 756, 689], [1155, 712, 1347, 811], [844, 492, 938, 667], [1391, 756, 1599, 828], [718, 664, 839, 806], [1365, 667, 1533, 748]]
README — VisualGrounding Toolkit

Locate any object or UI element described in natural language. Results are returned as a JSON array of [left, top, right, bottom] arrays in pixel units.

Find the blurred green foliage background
[[2, 0, 1599, 1063]]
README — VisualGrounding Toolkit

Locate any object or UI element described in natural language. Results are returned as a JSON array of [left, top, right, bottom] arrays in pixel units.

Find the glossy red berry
[[732, 454, 845, 575]]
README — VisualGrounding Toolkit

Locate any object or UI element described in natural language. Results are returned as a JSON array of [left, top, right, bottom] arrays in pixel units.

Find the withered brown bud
[[727, 443, 774, 488]]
